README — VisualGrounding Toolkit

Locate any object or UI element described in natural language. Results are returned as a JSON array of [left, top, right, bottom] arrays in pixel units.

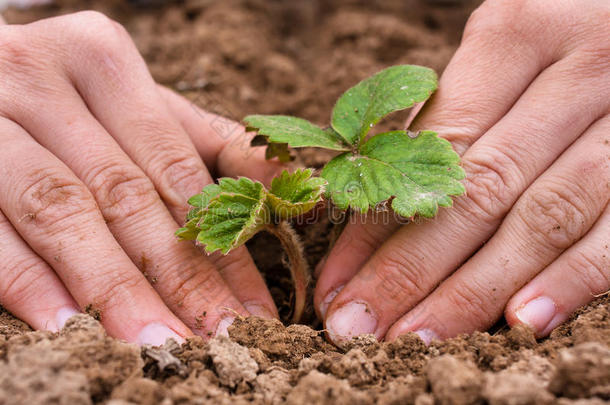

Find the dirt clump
[[208, 336, 259, 388], [482, 371, 554, 405], [549, 342, 610, 400], [286, 370, 368, 405], [427, 355, 483, 405], [0, 298, 609, 404]]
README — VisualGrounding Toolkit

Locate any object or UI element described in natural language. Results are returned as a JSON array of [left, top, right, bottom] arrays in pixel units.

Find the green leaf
[[177, 170, 326, 254], [331, 65, 438, 146], [245, 115, 350, 151], [321, 131, 465, 218], [176, 218, 200, 241], [179, 187, 219, 238], [180, 178, 269, 254], [267, 169, 327, 219]]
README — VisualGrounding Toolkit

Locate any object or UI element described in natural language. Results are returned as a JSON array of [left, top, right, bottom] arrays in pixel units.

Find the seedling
[[177, 65, 465, 323]]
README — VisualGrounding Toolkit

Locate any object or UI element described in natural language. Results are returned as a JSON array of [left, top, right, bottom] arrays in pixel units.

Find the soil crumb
[[0, 298, 608, 404]]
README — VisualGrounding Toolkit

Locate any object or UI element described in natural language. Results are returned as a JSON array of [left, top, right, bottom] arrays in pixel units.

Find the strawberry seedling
[[177, 65, 465, 323]]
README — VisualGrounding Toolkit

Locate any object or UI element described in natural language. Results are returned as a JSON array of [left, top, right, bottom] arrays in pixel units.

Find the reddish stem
[[266, 221, 309, 323]]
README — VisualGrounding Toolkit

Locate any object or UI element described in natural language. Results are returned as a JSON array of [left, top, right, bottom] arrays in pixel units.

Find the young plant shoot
[[177, 65, 465, 323], [176, 169, 326, 323]]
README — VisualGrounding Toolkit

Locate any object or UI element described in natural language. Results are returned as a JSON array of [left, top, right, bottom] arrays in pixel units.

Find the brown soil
[[2, 1, 609, 404]]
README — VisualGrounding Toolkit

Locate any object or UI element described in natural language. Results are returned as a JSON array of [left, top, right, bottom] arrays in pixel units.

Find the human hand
[[316, 0, 609, 345], [0, 11, 285, 345]]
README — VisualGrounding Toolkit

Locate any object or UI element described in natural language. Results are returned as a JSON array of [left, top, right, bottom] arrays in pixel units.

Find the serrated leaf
[[244, 115, 350, 151], [180, 178, 269, 254], [321, 131, 465, 218], [267, 169, 326, 219], [331, 65, 438, 146], [176, 218, 200, 240]]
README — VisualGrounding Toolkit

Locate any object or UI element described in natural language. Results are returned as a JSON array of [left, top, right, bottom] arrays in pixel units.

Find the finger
[[157, 85, 284, 316], [386, 116, 610, 341], [158, 85, 287, 186], [314, 212, 402, 319], [0, 210, 81, 332], [315, 1, 559, 320], [0, 117, 190, 345], [323, 49, 610, 344], [210, 247, 279, 319], [3, 79, 253, 334], [52, 12, 209, 222], [5, 15, 277, 328], [57, 13, 278, 319], [505, 204, 609, 337]]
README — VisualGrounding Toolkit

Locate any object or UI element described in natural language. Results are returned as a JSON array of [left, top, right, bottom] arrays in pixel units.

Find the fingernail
[[53, 307, 80, 332], [414, 328, 439, 345], [137, 323, 185, 346], [244, 303, 276, 319], [515, 296, 558, 336], [215, 316, 235, 337], [326, 301, 377, 344], [319, 285, 344, 319]]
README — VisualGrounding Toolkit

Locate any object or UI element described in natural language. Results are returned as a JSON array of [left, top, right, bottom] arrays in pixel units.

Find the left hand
[[315, 0, 609, 345]]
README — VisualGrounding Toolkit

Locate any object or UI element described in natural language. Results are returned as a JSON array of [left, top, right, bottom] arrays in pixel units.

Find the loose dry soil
[[2, 1, 609, 404]]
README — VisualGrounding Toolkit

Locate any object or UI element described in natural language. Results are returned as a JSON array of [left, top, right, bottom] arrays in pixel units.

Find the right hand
[[0, 11, 285, 345]]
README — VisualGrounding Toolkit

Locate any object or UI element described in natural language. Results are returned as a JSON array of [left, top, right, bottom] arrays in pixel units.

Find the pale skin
[[0, 11, 285, 345], [0, 0, 608, 346], [316, 0, 610, 344]]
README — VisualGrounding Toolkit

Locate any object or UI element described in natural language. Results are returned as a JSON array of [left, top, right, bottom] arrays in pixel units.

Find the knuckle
[[517, 185, 590, 251], [89, 271, 149, 312], [157, 153, 207, 203], [464, 0, 529, 42], [65, 11, 130, 62], [0, 28, 50, 94], [168, 264, 227, 310], [18, 168, 97, 231], [68, 11, 125, 38], [90, 164, 159, 224], [446, 280, 497, 324], [373, 251, 427, 302], [564, 250, 610, 295], [464, 0, 564, 54], [0, 30, 29, 70], [458, 147, 523, 223], [568, 48, 610, 91], [127, 118, 207, 197], [0, 258, 47, 308]]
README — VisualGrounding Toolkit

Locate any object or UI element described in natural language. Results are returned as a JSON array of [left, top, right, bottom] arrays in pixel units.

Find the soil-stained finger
[[0, 117, 191, 345], [386, 116, 610, 341], [0, 209, 80, 332], [3, 87, 251, 337], [322, 51, 610, 344], [506, 204, 609, 337]]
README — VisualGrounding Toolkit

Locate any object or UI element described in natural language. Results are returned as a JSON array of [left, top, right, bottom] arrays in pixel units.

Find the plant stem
[[265, 221, 309, 324]]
